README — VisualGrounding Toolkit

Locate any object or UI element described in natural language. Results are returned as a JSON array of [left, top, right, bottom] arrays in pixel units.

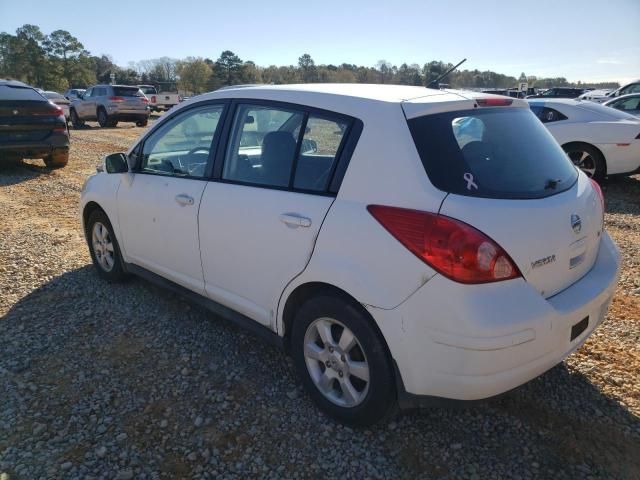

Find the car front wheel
[[291, 293, 396, 426], [97, 108, 109, 128], [86, 209, 128, 282]]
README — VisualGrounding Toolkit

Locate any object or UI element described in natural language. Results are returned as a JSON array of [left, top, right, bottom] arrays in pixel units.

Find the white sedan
[[527, 98, 640, 180]]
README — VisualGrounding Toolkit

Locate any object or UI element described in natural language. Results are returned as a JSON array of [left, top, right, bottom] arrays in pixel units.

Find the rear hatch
[[0, 85, 65, 144], [112, 86, 148, 111], [403, 99, 603, 298]]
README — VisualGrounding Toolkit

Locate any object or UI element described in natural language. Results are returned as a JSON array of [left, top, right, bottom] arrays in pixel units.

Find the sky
[[1, 0, 639, 84]]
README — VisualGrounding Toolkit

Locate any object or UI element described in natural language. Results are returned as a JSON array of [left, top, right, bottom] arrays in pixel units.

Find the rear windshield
[[113, 87, 143, 97], [45, 92, 65, 100], [575, 101, 637, 120], [139, 86, 157, 94], [0, 85, 46, 101], [407, 107, 578, 199]]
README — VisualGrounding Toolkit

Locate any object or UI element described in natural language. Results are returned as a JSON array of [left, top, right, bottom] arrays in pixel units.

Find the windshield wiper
[[544, 178, 562, 190]]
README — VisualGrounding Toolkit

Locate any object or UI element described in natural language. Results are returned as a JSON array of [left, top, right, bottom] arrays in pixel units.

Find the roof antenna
[[427, 58, 467, 89]]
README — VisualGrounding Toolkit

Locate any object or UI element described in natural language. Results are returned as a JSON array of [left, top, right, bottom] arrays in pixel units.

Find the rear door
[[198, 102, 354, 327], [117, 102, 226, 294], [404, 103, 603, 298]]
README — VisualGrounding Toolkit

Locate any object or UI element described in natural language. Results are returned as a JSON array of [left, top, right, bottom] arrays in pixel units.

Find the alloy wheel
[[303, 317, 370, 407], [567, 150, 596, 178], [91, 222, 115, 272]]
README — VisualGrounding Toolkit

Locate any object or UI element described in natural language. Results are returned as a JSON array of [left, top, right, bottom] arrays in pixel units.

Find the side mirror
[[301, 139, 318, 154], [102, 153, 129, 173]]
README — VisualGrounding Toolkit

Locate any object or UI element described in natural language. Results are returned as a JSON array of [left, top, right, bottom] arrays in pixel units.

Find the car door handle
[[175, 194, 194, 206], [279, 213, 312, 228]]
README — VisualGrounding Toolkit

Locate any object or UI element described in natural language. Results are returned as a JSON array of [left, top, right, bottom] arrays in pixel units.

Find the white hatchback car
[[81, 84, 621, 425], [527, 98, 640, 180]]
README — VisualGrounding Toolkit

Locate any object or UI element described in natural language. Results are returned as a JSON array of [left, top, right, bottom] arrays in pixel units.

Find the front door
[[199, 103, 351, 327], [117, 103, 226, 294]]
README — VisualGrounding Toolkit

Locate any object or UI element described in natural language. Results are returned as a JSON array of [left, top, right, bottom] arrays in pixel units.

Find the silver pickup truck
[[138, 85, 180, 112], [70, 85, 150, 128]]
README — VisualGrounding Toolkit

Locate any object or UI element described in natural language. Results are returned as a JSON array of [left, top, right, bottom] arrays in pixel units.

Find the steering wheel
[[187, 146, 209, 156]]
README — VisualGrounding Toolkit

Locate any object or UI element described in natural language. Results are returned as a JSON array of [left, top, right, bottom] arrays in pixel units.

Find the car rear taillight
[[109, 96, 125, 102], [151, 95, 156, 103], [367, 205, 521, 284], [476, 98, 513, 107], [35, 105, 64, 117], [141, 97, 149, 103], [590, 178, 605, 211]]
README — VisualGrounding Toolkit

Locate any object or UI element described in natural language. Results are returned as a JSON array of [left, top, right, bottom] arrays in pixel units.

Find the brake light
[[476, 98, 513, 107], [151, 96, 156, 103], [367, 205, 521, 284], [590, 178, 604, 211], [141, 97, 149, 104], [34, 105, 64, 116]]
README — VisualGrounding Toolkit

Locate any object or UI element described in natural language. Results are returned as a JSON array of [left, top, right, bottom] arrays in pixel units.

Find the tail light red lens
[[141, 97, 149, 103], [151, 95, 157, 103], [476, 98, 513, 107], [590, 178, 604, 211], [109, 96, 125, 102], [367, 205, 521, 284]]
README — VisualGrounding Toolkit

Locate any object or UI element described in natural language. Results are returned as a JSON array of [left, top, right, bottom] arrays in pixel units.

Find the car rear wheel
[[43, 149, 69, 168], [563, 143, 606, 182], [70, 109, 84, 128], [97, 108, 109, 128], [86, 209, 128, 282], [291, 293, 396, 426], [136, 119, 148, 127]]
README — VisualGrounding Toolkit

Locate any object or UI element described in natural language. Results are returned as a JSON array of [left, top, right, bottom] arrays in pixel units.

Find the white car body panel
[[117, 174, 207, 294], [528, 99, 640, 175], [80, 84, 622, 402], [199, 183, 334, 328]]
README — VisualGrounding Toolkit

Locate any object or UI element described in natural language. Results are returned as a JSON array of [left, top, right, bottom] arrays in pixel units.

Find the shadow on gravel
[[602, 174, 640, 216], [0, 159, 53, 187], [1, 266, 639, 479]]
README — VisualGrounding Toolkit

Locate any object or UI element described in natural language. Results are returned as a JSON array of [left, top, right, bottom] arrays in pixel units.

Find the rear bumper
[[370, 231, 621, 404], [107, 112, 149, 122], [598, 142, 640, 175], [0, 134, 69, 160]]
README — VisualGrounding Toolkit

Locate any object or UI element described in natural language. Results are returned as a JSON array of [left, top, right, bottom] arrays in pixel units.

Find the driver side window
[[140, 105, 224, 178]]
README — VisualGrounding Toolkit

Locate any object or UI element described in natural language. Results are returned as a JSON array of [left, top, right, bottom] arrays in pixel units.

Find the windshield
[[113, 87, 144, 97], [407, 107, 578, 199], [0, 85, 46, 101]]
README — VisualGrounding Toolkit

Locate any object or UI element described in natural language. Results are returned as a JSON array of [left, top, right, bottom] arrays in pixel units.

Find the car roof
[[208, 83, 459, 103], [0, 79, 31, 88]]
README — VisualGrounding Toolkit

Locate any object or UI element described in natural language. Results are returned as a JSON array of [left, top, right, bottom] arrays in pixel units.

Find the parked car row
[[81, 84, 624, 425]]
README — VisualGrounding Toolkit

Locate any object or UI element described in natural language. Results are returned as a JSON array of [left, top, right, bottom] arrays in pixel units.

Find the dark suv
[[0, 79, 69, 168]]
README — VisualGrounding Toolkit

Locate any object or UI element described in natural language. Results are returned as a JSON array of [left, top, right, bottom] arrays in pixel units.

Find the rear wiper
[[544, 178, 562, 190]]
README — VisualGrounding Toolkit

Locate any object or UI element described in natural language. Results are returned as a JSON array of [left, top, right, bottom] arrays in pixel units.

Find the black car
[[0, 79, 69, 168], [526, 87, 585, 99]]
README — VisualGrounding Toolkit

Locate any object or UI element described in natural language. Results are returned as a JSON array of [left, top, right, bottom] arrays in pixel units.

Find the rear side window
[[407, 107, 578, 199], [0, 86, 46, 101], [529, 106, 568, 123], [113, 87, 143, 97], [294, 116, 348, 191]]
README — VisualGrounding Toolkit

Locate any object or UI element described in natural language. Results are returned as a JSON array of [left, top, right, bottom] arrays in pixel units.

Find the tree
[[298, 53, 317, 82], [214, 50, 243, 86], [376, 60, 393, 83], [177, 57, 212, 94], [43, 30, 89, 86]]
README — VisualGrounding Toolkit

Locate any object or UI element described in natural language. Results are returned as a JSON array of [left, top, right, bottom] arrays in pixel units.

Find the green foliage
[[0, 25, 622, 94]]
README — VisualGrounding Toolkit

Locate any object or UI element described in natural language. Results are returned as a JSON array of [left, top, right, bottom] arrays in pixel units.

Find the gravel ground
[[0, 120, 639, 479]]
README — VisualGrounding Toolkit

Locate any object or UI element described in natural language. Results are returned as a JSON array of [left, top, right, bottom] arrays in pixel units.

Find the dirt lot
[[0, 120, 639, 479]]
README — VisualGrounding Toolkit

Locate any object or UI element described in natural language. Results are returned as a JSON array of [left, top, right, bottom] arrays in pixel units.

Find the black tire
[[291, 293, 396, 426], [70, 109, 84, 128], [86, 209, 128, 282], [107, 119, 118, 128], [43, 149, 69, 168], [563, 143, 606, 182], [136, 119, 148, 127], [97, 108, 109, 128]]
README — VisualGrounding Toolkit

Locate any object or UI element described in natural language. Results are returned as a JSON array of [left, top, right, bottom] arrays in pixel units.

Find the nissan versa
[[80, 84, 621, 425]]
